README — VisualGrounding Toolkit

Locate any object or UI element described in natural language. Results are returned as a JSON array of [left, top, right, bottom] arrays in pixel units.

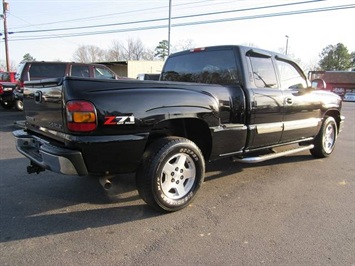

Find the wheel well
[[324, 110, 341, 133], [147, 118, 212, 160]]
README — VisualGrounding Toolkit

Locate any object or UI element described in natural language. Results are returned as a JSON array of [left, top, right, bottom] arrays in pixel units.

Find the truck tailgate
[[23, 78, 65, 137]]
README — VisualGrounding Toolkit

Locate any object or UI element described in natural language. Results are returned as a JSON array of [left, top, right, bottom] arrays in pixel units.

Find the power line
[[8, 0, 213, 30], [9, 0, 325, 34], [5, 3, 355, 42]]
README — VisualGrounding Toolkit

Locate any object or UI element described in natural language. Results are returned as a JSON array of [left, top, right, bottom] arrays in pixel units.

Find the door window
[[276, 60, 307, 89], [71, 65, 90, 77], [94, 66, 116, 79], [249, 56, 278, 88]]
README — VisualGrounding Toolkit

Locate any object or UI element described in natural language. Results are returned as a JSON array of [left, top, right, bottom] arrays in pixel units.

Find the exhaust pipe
[[99, 177, 113, 191]]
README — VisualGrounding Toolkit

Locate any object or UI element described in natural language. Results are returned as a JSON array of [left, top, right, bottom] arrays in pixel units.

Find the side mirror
[[311, 78, 326, 90]]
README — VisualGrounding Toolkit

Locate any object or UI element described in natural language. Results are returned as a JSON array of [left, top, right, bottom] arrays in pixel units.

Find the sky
[[1, 0, 355, 72]]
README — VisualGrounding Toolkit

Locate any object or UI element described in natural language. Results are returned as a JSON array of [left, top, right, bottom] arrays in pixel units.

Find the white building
[[99, 60, 164, 79]]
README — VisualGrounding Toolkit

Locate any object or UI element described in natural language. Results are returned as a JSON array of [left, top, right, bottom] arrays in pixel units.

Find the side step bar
[[232, 144, 314, 164]]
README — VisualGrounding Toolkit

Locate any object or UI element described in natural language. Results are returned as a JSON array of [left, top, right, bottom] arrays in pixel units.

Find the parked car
[[0, 71, 17, 109], [136, 73, 160, 80], [343, 92, 355, 102], [12, 61, 120, 111], [0, 82, 17, 109]]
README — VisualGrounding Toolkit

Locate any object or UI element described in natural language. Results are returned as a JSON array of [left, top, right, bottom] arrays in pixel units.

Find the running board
[[232, 144, 314, 164]]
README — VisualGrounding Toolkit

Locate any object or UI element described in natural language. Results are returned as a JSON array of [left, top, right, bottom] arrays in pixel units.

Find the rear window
[[0, 72, 10, 81], [28, 63, 66, 80], [161, 49, 240, 85]]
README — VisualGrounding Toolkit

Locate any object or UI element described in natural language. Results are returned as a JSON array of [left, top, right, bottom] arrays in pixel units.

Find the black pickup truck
[[13, 45, 344, 212]]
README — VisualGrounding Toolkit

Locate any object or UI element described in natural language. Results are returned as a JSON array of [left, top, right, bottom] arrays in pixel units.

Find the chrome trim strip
[[256, 122, 283, 134], [283, 118, 320, 131], [254, 118, 321, 134]]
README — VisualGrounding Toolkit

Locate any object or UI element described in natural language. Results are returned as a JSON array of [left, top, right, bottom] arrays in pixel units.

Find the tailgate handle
[[284, 97, 293, 105], [34, 91, 42, 103]]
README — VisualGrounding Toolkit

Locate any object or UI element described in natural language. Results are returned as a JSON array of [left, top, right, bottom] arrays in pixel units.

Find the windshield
[[161, 49, 240, 85]]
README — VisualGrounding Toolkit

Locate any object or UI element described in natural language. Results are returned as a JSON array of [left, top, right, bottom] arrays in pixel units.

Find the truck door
[[246, 50, 284, 148], [275, 57, 322, 142]]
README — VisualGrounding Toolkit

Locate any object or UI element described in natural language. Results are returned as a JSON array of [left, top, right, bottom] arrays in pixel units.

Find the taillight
[[66, 101, 97, 132], [19, 81, 25, 90], [0, 84, 3, 94]]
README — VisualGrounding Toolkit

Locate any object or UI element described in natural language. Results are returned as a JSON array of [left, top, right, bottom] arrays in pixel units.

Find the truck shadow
[[204, 154, 313, 182], [0, 153, 314, 243]]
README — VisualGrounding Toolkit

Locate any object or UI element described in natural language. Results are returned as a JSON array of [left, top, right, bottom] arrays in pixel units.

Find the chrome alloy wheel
[[160, 153, 196, 200], [323, 122, 336, 153]]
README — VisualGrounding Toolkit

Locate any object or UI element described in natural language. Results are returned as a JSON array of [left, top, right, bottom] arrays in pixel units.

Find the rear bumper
[[13, 129, 88, 176], [0, 91, 15, 102]]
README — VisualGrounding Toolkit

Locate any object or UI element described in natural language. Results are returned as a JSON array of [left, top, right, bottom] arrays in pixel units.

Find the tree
[[106, 40, 122, 61], [155, 40, 169, 60], [106, 38, 154, 61], [22, 53, 35, 62], [73, 45, 106, 63], [120, 38, 154, 60], [74, 38, 154, 62], [351, 52, 355, 70], [172, 39, 196, 53], [318, 43, 353, 71]]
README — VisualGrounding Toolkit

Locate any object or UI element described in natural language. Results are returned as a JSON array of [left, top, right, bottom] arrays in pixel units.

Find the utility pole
[[285, 35, 289, 55], [168, 0, 172, 56], [2, 0, 10, 71]]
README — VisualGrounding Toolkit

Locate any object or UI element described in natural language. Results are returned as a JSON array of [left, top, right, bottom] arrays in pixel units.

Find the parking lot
[[0, 103, 354, 266]]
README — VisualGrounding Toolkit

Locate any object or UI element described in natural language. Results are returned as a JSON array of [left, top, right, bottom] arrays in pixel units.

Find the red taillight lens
[[0, 84, 3, 94], [66, 101, 97, 132]]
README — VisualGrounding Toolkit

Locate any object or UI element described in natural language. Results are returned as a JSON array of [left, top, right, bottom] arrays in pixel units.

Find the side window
[[276, 60, 307, 89], [249, 56, 278, 88], [71, 65, 90, 77], [28, 64, 66, 80], [94, 66, 115, 79], [0, 72, 10, 81]]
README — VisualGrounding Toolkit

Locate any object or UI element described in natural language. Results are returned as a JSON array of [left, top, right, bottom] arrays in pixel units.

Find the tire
[[136, 137, 205, 212], [310, 116, 337, 158], [0, 101, 14, 109], [15, 100, 23, 111]]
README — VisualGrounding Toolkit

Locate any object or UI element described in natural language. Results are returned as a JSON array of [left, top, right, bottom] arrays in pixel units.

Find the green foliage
[[318, 43, 353, 71], [351, 52, 355, 69], [155, 40, 169, 60], [22, 53, 35, 62]]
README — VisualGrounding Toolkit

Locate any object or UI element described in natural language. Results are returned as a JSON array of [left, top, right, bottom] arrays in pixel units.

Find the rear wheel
[[136, 137, 205, 212], [310, 116, 337, 158]]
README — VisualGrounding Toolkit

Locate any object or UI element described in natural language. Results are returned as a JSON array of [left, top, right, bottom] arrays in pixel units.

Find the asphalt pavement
[[0, 103, 354, 266]]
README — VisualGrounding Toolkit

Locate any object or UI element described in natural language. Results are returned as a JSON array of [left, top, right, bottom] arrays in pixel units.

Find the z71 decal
[[104, 115, 135, 125]]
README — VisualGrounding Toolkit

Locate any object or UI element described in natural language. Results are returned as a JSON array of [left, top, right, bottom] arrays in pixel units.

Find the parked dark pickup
[[13, 45, 345, 212]]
